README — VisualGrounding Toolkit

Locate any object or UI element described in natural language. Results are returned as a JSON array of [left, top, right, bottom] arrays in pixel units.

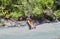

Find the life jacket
[[27, 18, 33, 27]]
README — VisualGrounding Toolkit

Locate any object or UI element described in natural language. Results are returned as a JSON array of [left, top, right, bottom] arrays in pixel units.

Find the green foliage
[[0, 0, 60, 20], [55, 10, 60, 18], [40, 0, 54, 9], [33, 6, 43, 15], [10, 11, 23, 18]]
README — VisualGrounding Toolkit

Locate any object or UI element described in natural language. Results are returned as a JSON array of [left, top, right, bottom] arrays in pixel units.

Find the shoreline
[[0, 18, 59, 27]]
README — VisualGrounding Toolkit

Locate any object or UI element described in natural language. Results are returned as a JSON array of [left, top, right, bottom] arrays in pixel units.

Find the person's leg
[[27, 22, 32, 30]]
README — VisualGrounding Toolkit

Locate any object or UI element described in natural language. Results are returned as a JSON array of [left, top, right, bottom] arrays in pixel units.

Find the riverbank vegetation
[[0, 0, 60, 22]]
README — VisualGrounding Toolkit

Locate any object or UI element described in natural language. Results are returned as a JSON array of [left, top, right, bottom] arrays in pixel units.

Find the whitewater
[[0, 22, 60, 39]]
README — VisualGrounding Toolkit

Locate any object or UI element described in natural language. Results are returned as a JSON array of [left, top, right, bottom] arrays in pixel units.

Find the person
[[26, 16, 33, 30]]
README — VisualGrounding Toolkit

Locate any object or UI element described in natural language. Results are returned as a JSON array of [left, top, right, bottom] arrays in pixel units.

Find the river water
[[0, 22, 60, 39]]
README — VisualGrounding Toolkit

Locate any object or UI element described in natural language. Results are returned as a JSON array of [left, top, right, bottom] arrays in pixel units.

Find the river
[[0, 22, 60, 39]]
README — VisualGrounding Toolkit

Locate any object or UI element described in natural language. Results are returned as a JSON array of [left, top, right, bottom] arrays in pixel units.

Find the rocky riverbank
[[0, 19, 27, 27], [0, 18, 59, 27]]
